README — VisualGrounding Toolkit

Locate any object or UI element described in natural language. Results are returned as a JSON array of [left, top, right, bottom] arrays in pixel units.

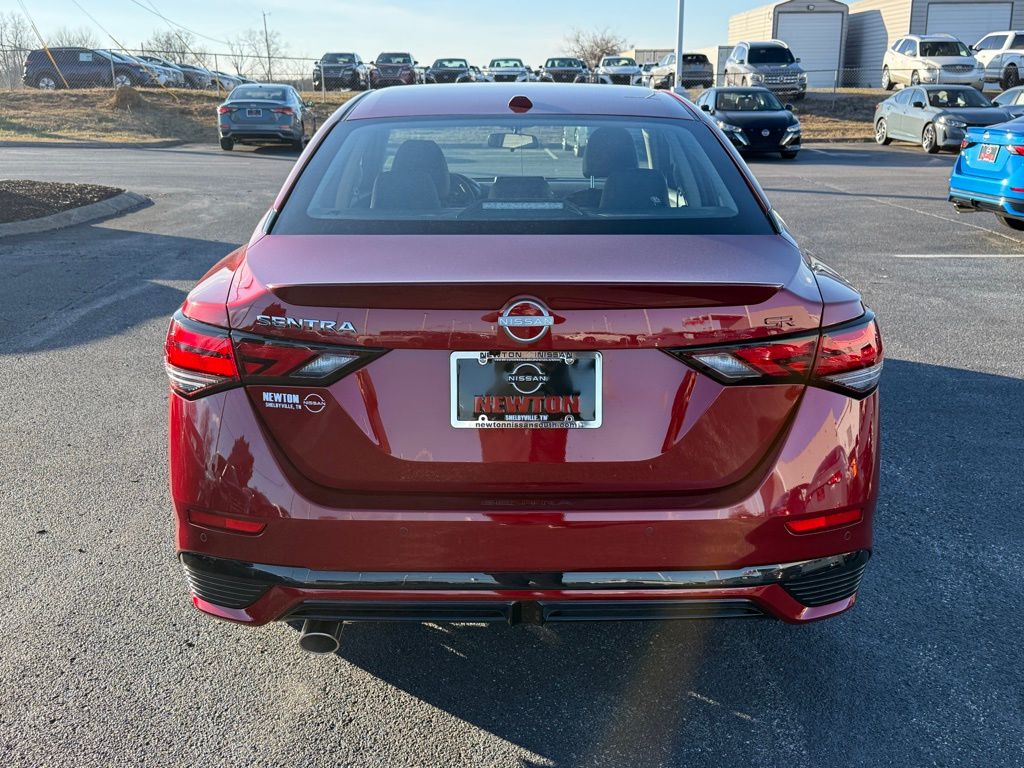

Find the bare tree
[[142, 29, 197, 64], [563, 27, 630, 69], [0, 11, 32, 89], [50, 26, 100, 48], [237, 26, 286, 81], [226, 34, 254, 77]]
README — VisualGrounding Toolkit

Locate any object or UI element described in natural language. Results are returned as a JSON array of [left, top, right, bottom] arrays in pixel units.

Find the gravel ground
[[0, 179, 123, 223], [0, 142, 1021, 768]]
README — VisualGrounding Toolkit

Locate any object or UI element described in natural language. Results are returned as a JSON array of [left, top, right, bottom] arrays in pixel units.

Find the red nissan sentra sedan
[[166, 84, 882, 653]]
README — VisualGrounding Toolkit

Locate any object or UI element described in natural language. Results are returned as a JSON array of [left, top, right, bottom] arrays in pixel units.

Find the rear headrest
[[488, 176, 553, 199], [391, 139, 451, 199], [600, 169, 669, 211], [582, 127, 638, 178], [370, 170, 441, 210]]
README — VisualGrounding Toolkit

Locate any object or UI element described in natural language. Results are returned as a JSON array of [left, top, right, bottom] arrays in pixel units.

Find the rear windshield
[[717, 90, 784, 111], [490, 59, 524, 68], [920, 41, 971, 57], [683, 54, 709, 64], [927, 88, 992, 108], [273, 116, 772, 236], [747, 46, 795, 65], [229, 86, 288, 101]]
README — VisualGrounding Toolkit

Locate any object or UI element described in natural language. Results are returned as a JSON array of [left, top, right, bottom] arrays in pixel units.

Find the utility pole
[[258, 10, 270, 81], [673, 0, 685, 95]]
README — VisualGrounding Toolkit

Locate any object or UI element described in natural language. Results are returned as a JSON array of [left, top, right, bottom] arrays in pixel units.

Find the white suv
[[882, 34, 984, 91], [972, 31, 1024, 89]]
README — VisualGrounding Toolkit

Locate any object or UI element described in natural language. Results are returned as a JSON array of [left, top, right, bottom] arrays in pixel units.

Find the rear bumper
[[950, 183, 1024, 217], [181, 550, 870, 625], [219, 127, 300, 144]]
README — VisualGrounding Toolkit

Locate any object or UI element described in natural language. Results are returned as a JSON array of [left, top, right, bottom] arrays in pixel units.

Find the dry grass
[[0, 87, 356, 144], [0, 85, 882, 145]]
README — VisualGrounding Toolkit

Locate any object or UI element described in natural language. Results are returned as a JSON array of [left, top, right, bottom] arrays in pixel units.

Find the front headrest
[[391, 140, 451, 199], [600, 169, 669, 210], [370, 170, 441, 210], [582, 127, 638, 178]]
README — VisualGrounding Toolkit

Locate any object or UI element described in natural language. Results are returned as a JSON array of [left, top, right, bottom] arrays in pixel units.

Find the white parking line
[[888, 257, 1024, 264], [544, 148, 558, 160]]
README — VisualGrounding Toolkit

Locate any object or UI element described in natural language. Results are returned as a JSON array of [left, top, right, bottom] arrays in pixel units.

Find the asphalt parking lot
[[0, 142, 1021, 767]]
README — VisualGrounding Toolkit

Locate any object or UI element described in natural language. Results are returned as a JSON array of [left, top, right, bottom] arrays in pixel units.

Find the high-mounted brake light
[[665, 312, 883, 398], [164, 311, 239, 398]]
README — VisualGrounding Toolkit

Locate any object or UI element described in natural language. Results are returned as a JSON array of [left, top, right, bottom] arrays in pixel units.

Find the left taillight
[[164, 310, 385, 398], [165, 311, 239, 398], [665, 312, 883, 399]]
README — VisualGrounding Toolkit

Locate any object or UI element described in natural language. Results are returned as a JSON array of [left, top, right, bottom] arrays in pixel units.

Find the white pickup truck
[[972, 31, 1024, 90]]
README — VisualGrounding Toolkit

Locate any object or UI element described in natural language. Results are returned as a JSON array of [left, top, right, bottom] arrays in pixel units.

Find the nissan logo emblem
[[498, 297, 554, 343]]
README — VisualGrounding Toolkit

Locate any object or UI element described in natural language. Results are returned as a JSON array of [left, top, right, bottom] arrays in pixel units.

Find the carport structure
[[728, 1, 850, 87], [846, 0, 1024, 85]]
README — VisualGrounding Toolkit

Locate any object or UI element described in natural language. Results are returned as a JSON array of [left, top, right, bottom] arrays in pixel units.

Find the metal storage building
[[846, 0, 1024, 86], [727, 1, 849, 87]]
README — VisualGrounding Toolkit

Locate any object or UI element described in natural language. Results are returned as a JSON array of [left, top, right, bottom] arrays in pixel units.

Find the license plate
[[246, 108, 262, 118], [979, 144, 999, 163], [450, 351, 602, 429]]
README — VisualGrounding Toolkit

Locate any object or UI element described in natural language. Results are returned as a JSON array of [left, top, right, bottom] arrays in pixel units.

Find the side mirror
[[785, 103, 793, 111], [912, 100, 925, 109], [413, 60, 419, 65], [369, 61, 375, 65], [700, 103, 711, 112]]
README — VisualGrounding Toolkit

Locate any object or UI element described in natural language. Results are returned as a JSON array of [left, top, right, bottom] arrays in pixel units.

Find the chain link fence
[[0, 44, 344, 97]]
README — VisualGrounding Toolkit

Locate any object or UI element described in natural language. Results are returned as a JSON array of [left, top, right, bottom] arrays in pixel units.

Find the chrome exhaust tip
[[298, 620, 344, 654]]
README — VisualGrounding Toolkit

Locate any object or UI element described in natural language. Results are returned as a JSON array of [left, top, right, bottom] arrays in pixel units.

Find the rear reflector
[[188, 509, 266, 535], [666, 311, 883, 398], [164, 311, 239, 397], [786, 508, 862, 534]]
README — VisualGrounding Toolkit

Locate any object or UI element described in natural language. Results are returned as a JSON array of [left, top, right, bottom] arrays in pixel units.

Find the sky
[[11, 0, 833, 66]]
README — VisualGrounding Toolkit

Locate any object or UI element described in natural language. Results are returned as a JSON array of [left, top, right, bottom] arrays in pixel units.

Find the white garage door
[[776, 12, 844, 87], [926, 2, 1012, 48]]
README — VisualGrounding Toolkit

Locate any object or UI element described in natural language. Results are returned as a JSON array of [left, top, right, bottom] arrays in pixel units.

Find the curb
[[0, 191, 151, 239], [0, 139, 185, 149]]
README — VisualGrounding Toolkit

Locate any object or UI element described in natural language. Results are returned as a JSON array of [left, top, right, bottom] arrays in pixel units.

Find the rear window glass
[[683, 55, 709, 64], [230, 86, 288, 101], [273, 116, 773, 236]]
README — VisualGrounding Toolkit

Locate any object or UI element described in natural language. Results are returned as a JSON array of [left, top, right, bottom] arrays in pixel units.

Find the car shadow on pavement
[[315, 359, 1023, 768], [0, 225, 238, 354], [746, 145, 957, 169]]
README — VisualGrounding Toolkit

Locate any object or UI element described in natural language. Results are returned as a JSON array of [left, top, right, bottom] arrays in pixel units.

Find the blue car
[[949, 119, 1024, 231]]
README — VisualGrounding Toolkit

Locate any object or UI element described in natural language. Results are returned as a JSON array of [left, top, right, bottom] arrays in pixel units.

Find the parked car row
[[22, 46, 251, 90]]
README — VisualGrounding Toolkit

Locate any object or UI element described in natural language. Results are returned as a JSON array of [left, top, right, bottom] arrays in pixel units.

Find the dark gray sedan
[[217, 84, 316, 151], [874, 85, 1010, 153]]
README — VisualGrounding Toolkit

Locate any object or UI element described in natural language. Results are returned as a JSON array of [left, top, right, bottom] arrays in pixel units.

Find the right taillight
[[811, 313, 883, 396], [666, 312, 882, 399]]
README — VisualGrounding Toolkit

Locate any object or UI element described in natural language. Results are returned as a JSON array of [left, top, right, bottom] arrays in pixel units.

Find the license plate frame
[[979, 143, 999, 163], [246, 108, 263, 118], [450, 351, 602, 429]]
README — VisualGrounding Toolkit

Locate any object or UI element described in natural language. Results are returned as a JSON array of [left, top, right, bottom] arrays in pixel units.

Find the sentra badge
[[256, 315, 356, 333]]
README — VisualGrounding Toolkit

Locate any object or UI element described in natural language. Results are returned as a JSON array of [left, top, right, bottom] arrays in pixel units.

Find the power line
[[121, 0, 231, 46]]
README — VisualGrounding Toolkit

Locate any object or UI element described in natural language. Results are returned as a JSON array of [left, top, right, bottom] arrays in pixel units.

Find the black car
[[538, 57, 589, 83], [695, 86, 801, 159], [425, 58, 475, 84], [313, 52, 369, 91], [369, 52, 419, 88], [22, 47, 149, 89]]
